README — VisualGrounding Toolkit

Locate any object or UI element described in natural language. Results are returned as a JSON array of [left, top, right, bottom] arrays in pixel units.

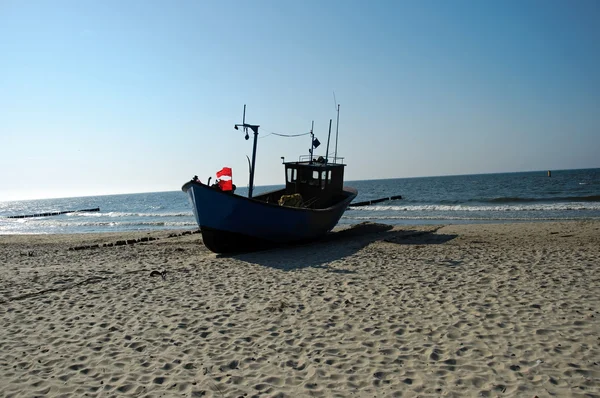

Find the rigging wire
[[259, 129, 311, 139]]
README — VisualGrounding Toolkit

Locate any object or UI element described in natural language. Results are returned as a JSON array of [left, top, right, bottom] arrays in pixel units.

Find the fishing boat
[[182, 105, 357, 253]]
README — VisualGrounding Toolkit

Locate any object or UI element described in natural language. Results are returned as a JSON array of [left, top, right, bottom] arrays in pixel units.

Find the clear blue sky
[[1, 0, 599, 201]]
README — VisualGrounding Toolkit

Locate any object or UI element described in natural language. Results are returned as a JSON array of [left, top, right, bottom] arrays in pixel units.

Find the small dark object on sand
[[150, 270, 167, 280]]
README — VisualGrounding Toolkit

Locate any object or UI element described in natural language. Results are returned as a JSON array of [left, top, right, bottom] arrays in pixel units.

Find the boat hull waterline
[[182, 181, 357, 253]]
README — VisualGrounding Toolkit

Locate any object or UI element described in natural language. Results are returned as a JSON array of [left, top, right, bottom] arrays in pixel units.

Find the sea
[[1, 168, 599, 235]]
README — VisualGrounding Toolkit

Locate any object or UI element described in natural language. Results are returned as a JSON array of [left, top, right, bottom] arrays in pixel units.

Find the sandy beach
[[1, 221, 599, 397]]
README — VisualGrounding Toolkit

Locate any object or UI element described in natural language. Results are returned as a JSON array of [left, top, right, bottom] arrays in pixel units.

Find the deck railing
[[298, 155, 345, 164]]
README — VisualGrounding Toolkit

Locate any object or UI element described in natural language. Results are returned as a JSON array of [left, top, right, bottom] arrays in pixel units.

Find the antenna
[[334, 103, 340, 163], [309, 121, 314, 162], [242, 104, 248, 140], [333, 91, 337, 112]]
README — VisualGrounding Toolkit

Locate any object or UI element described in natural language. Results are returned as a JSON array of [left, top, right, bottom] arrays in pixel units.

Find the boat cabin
[[282, 156, 346, 209]]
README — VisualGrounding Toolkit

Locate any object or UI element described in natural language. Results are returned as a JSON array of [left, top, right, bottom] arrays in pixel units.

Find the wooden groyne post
[[349, 195, 403, 207], [5, 207, 100, 219]]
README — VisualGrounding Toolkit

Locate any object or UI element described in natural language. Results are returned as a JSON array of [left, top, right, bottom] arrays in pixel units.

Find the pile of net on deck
[[278, 193, 303, 208]]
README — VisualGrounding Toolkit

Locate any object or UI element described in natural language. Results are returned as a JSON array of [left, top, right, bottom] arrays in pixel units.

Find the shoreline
[[2, 217, 599, 237], [1, 220, 599, 396]]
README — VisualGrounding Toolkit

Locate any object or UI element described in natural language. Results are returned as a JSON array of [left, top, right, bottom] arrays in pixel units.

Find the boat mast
[[334, 104, 340, 162], [325, 118, 332, 163], [234, 104, 260, 199]]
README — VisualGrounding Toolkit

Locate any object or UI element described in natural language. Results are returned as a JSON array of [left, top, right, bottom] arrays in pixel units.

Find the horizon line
[[1, 166, 598, 203]]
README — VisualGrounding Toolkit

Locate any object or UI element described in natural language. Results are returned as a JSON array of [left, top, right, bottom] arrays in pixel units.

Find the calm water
[[1, 168, 599, 234]]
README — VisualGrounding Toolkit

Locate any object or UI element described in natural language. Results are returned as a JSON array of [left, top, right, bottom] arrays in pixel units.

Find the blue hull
[[182, 181, 357, 253]]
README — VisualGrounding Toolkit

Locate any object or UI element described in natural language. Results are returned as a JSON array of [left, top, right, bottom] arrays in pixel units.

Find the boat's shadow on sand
[[218, 222, 457, 271]]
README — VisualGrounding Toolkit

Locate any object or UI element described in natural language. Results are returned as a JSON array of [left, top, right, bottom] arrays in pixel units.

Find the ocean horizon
[[1, 168, 599, 235], [4, 167, 599, 202]]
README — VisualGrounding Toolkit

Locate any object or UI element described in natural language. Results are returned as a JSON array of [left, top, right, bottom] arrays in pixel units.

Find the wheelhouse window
[[287, 168, 297, 183], [308, 170, 320, 186], [321, 171, 328, 189]]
